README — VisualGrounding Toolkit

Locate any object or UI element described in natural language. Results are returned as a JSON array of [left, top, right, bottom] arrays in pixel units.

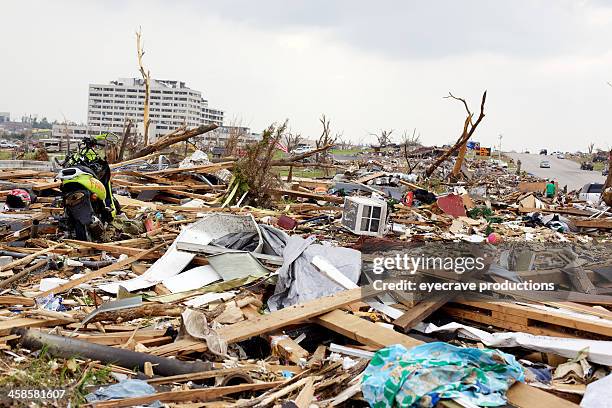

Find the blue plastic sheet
[[362, 342, 525, 407], [86, 379, 161, 406]]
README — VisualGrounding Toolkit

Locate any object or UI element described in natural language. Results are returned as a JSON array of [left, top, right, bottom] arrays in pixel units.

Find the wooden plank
[[32, 181, 61, 191], [0, 259, 48, 289], [91, 380, 284, 408], [507, 383, 578, 408], [146, 161, 234, 176], [314, 309, 421, 349], [147, 338, 207, 356], [308, 345, 326, 369], [0, 317, 65, 335], [62, 239, 155, 258], [0, 243, 61, 272], [294, 376, 315, 408], [38, 243, 165, 297], [355, 171, 387, 184], [572, 218, 612, 229], [518, 182, 547, 193], [564, 267, 597, 294], [393, 292, 450, 330], [217, 287, 377, 344], [109, 151, 164, 169], [270, 334, 309, 365], [0, 296, 35, 306], [146, 367, 244, 386]]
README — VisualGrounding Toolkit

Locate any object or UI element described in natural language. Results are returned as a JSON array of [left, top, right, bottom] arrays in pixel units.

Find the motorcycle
[[56, 134, 120, 241]]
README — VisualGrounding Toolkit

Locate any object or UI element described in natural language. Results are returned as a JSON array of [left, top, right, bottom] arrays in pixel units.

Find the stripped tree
[[371, 129, 394, 148], [316, 114, 339, 176], [136, 27, 151, 146], [425, 90, 487, 178], [401, 128, 421, 174]]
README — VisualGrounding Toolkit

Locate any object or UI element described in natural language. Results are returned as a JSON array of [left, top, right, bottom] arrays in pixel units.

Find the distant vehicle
[[291, 146, 313, 155], [578, 183, 604, 203], [539, 160, 550, 168], [491, 159, 508, 168], [580, 162, 594, 171], [524, 150, 530, 154], [557, 153, 565, 159], [539, 149, 547, 155]]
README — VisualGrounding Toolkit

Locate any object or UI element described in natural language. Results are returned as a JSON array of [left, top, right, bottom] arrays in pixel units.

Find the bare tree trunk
[[118, 120, 133, 161], [136, 28, 151, 146], [130, 124, 218, 160], [287, 165, 293, 182], [451, 141, 468, 179]]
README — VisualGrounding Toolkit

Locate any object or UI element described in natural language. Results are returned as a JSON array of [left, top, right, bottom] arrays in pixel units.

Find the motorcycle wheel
[[74, 222, 91, 241]]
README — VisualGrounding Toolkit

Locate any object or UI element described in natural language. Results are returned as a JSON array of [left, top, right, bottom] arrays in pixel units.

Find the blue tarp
[[362, 342, 525, 408]]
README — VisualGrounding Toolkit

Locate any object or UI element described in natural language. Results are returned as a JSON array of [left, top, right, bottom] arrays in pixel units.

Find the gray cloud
[[183, 0, 608, 59]]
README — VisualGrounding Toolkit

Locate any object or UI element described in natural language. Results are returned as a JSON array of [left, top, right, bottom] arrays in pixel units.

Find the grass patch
[[0, 346, 114, 406], [275, 166, 332, 179], [330, 148, 367, 155]]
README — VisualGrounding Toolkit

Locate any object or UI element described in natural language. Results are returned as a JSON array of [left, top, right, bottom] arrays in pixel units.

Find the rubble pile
[[0, 147, 610, 407]]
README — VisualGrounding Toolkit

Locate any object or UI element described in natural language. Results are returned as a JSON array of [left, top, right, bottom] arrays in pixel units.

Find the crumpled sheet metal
[[361, 342, 524, 408], [262, 225, 362, 311], [99, 213, 262, 293]]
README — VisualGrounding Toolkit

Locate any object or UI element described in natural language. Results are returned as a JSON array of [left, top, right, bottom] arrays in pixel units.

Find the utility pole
[[498, 134, 503, 159]]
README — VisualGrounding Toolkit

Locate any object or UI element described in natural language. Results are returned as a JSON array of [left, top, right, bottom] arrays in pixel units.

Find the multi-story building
[[0, 112, 9, 123], [87, 78, 224, 140]]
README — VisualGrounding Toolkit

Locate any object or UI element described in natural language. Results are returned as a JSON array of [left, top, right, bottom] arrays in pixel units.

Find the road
[[506, 153, 606, 191]]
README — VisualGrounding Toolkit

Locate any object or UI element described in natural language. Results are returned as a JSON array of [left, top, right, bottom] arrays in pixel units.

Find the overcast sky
[[2, 0, 612, 152]]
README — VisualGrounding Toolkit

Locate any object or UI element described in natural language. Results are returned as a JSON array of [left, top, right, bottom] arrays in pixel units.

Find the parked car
[[578, 183, 604, 203], [581, 162, 594, 171], [539, 160, 550, 168], [539, 149, 547, 155], [291, 146, 313, 155], [604, 168, 609, 176]]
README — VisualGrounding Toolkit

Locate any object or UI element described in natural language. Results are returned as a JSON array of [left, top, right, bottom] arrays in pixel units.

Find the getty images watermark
[[369, 253, 556, 294]]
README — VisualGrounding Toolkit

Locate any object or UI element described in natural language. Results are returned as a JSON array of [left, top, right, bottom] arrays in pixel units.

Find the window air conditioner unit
[[341, 196, 388, 237]]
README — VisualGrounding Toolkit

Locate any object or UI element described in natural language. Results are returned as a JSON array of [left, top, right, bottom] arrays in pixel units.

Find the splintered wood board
[[217, 287, 376, 344], [314, 309, 421, 349]]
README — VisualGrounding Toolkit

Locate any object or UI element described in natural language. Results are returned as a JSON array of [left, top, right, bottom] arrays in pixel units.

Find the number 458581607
[[7, 389, 66, 399]]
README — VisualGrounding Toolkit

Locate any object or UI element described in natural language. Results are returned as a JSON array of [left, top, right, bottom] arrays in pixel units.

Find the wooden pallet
[[442, 300, 612, 338]]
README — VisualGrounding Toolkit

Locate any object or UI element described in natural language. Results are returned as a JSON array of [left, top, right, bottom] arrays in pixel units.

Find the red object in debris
[[487, 232, 502, 244], [144, 218, 156, 232], [436, 194, 467, 218], [277, 215, 298, 230], [403, 191, 414, 207]]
